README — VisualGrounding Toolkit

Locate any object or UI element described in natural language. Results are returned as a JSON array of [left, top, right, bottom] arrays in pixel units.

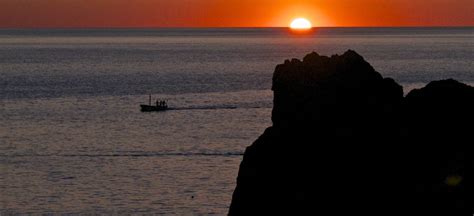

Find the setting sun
[[290, 18, 312, 30]]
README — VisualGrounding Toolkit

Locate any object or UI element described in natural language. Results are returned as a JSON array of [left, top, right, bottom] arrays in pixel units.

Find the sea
[[1, 27, 473, 214]]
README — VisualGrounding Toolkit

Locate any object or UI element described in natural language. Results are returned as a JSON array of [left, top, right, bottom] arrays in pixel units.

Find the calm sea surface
[[1, 28, 473, 214]]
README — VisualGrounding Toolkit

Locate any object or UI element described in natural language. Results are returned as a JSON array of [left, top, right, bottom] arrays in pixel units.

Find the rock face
[[402, 79, 474, 215], [229, 50, 473, 215]]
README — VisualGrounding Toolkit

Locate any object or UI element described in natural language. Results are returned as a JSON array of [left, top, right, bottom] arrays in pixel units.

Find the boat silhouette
[[141, 95, 168, 112]]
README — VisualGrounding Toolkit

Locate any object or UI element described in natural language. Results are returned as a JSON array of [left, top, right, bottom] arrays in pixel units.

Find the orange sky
[[0, 0, 472, 28]]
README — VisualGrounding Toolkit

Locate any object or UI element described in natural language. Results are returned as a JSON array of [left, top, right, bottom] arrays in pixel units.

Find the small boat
[[141, 95, 168, 112]]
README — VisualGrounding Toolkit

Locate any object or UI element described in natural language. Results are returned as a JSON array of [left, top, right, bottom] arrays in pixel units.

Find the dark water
[[1, 28, 473, 214]]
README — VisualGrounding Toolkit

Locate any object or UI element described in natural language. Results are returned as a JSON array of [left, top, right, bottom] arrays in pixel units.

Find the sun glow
[[290, 18, 312, 30]]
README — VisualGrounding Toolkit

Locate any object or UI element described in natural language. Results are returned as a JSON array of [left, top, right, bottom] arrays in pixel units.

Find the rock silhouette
[[229, 50, 473, 215]]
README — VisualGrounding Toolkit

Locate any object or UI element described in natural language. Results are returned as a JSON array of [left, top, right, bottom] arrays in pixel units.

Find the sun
[[290, 18, 312, 30]]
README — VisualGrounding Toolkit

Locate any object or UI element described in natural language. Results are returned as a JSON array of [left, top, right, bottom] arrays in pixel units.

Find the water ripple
[[0, 152, 244, 158]]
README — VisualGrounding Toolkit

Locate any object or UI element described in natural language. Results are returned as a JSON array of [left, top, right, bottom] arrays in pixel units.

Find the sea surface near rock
[[229, 50, 473, 215]]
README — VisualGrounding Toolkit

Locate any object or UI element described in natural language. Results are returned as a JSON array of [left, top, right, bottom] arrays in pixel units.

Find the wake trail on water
[[166, 105, 271, 111]]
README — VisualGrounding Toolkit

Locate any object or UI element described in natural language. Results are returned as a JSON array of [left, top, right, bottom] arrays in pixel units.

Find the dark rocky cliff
[[229, 50, 473, 215]]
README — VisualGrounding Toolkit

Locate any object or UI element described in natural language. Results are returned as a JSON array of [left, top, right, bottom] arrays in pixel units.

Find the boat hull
[[140, 105, 168, 112]]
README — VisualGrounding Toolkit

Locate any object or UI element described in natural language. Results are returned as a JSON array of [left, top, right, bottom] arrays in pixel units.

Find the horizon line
[[1, 25, 473, 30]]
